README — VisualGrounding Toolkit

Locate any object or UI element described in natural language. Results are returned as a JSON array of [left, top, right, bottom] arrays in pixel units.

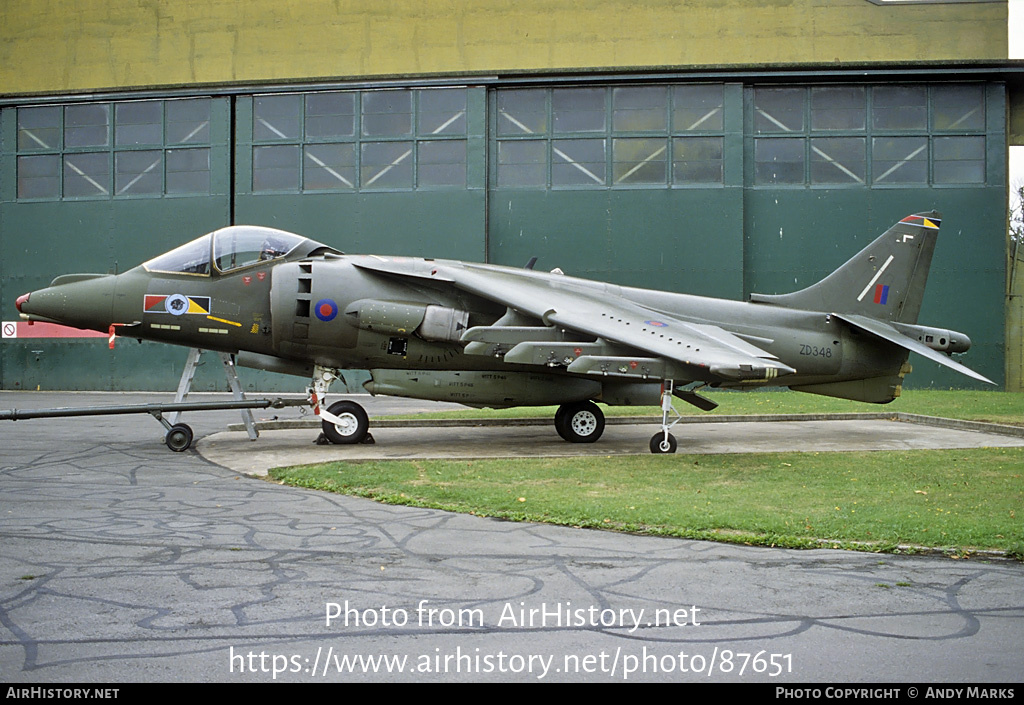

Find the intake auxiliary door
[[269, 260, 359, 362]]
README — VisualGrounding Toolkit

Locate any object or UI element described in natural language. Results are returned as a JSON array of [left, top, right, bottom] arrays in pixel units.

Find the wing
[[354, 257, 795, 384]]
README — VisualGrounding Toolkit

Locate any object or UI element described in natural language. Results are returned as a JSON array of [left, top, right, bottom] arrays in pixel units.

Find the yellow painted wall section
[[0, 0, 1008, 96]]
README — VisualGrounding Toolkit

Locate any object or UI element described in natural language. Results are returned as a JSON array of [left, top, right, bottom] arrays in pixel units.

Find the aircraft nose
[[17, 275, 118, 333], [17, 286, 71, 323]]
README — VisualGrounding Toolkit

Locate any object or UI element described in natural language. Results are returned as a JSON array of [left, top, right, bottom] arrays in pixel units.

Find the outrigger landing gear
[[308, 365, 373, 445], [650, 380, 681, 454]]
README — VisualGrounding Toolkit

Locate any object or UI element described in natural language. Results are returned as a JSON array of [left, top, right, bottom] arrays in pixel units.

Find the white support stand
[[167, 348, 259, 441]]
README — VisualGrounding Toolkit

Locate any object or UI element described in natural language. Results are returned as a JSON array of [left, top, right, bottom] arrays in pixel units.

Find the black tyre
[[554, 405, 570, 441], [165, 423, 194, 452], [321, 400, 370, 445], [556, 401, 605, 443], [649, 432, 677, 454]]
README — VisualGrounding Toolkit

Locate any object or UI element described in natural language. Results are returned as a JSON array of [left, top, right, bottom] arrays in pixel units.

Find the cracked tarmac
[[1, 392, 1022, 682]]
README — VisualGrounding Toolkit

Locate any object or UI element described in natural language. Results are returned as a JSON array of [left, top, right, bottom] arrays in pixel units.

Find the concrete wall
[[0, 0, 1008, 96]]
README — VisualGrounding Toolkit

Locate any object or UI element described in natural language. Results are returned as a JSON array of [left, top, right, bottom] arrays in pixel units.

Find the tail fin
[[749, 211, 940, 324]]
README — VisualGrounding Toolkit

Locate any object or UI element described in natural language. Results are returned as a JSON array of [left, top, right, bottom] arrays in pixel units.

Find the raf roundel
[[314, 298, 338, 322]]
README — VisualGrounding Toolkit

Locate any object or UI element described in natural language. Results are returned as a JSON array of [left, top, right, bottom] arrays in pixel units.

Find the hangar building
[[1, 0, 1022, 392]]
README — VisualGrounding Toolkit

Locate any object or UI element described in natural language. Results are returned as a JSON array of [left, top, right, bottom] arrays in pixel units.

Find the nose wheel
[[321, 400, 370, 445], [309, 365, 374, 445]]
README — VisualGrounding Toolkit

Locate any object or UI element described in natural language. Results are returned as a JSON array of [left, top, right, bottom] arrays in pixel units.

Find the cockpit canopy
[[143, 226, 336, 276]]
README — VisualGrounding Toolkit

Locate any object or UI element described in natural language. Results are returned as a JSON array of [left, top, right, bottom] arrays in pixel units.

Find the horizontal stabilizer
[[834, 313, 994, 385]]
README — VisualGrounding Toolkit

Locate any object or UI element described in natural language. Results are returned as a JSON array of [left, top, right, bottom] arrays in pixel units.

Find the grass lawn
[[270, 390, 1024, 557], [381, 389, 1024, 426]]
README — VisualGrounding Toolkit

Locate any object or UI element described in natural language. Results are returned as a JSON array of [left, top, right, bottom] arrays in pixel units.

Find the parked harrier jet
[[15, 211, 992, 452]]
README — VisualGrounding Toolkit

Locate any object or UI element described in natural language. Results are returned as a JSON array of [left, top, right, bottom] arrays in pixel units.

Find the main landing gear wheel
[[165, 423, 194, 452], [555, 401, 605, 443], [554, 405, 570, 440], [321, 400, 370, 445], [649, 432, 677, 454]]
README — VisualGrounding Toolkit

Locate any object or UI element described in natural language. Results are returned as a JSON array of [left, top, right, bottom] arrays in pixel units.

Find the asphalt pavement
[[0, 391, 1022, 683]]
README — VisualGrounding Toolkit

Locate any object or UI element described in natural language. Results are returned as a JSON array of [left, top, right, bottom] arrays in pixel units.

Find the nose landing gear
[[309, 365, 374, 445], [321, 400, 371, 445]]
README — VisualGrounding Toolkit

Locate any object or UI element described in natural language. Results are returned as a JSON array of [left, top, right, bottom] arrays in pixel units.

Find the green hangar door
[[1, 98, 233, 390], [233, 88, 487, 262], [742, 83, 1006, 388], [488, 84, 745, 300], [0, 81, 1008, 391]]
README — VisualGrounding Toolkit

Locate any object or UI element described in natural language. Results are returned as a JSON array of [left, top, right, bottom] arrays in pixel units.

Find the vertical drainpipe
[[479, 85, 490, 263], [229, 95, 237, 227]]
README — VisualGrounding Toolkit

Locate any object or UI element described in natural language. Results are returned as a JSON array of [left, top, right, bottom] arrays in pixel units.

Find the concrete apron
[[201, 414, 1024, 476]]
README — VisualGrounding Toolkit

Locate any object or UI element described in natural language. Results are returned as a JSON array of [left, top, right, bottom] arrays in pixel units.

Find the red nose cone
[[15, 292, 30, 313]]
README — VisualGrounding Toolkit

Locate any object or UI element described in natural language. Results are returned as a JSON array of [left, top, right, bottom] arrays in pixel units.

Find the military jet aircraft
[[15, 211, 992, 453]]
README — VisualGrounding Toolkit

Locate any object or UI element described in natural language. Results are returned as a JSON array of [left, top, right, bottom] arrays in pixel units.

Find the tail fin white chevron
[[750, 212, 941, 324]]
